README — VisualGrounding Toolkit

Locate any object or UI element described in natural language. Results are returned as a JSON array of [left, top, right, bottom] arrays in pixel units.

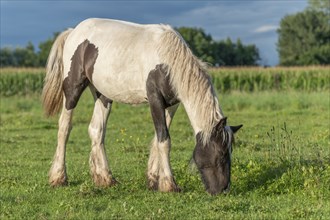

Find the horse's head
[[193, 117, 242, 195]]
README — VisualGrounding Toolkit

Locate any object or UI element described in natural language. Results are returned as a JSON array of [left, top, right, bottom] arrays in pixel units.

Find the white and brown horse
[[43, 18, 242, 195]]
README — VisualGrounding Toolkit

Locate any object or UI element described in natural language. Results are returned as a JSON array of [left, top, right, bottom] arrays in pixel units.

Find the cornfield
[[210, 66, 330, 93], [0, 68, 45, 96], [0, 67, 329, 96]]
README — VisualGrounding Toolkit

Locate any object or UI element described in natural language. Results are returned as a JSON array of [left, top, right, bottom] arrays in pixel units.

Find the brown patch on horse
[[95, 91, 113, 108], [63, 40, 98, 110], [146, 64, 179, 142], [84, 42, 98, 82]]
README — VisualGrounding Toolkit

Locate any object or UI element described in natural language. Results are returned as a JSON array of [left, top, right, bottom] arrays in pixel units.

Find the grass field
[[0, 68, 329, 219]]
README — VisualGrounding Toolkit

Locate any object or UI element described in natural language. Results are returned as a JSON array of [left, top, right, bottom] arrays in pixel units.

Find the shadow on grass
[[68, 180, 85, 187], [231, 158, 327, 196], [232, 162, 290, 195]]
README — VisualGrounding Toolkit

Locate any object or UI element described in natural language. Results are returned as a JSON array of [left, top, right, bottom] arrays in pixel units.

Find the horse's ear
[[230, 124, 243, 133], [216, 117, 227, 130]]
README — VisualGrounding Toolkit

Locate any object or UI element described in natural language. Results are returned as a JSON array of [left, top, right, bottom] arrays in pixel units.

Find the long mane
[[156, 26, 224, 144]]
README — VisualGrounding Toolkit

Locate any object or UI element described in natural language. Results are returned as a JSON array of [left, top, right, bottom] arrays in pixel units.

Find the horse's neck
[[180, 84, 224, 136], [181, 100, 203, 134]]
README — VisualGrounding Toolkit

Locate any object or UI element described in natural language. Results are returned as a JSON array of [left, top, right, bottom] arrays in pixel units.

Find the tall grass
[[0, 67, 329, 96]]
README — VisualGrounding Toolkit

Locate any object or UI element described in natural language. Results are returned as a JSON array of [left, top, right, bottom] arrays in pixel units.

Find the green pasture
[[0, 68, 329, 219]]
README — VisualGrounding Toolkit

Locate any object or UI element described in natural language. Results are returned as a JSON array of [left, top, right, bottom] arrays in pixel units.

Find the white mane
[[156, 26, 225, 144]]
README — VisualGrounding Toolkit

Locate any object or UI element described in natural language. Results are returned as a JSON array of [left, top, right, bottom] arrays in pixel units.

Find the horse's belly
[[104, 86, 147, 105], [92, 70, 148, 104]]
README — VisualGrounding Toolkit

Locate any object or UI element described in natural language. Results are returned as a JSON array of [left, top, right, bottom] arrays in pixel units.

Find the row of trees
[[0, 37, 55, 67], [0, 28, 260, 67], [177, 27, 260, 66]]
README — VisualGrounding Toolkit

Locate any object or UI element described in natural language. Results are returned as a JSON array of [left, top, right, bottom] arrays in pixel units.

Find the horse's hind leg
[[49, 102, 73, 186], [49, 56, 89, 186], [88, 87, 116, 187], [48, 80, 89, 186], [147, 135, 159, 190]]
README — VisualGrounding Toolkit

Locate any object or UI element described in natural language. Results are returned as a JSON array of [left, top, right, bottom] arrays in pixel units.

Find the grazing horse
[[42, 18, 242, 195]]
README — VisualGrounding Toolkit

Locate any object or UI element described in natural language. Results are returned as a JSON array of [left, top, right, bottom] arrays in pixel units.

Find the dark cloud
[[0, 1, 308, 65]]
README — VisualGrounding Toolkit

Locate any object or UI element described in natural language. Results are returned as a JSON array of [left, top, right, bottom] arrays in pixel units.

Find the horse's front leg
[[88, 90, 116, 187], [147, 135, 160, 190], [157, 137, 180, 192], [147, 100, 180, 192]]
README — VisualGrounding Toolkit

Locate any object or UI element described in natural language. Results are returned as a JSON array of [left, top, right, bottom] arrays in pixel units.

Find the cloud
[[254, 25, 278, 33]]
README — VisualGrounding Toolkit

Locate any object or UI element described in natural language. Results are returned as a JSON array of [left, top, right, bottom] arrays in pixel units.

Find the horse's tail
[[42, 28, 72, 117]]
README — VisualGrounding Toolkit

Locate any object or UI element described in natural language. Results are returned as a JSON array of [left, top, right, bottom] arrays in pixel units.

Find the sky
[[0, 0, 308, 66]]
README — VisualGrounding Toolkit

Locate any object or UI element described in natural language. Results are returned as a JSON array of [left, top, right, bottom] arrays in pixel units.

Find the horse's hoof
[[49, 175, 68, 187], [92, 174, 117, 187], [147, 174, 159, 190], [158, 176, 181, 193]]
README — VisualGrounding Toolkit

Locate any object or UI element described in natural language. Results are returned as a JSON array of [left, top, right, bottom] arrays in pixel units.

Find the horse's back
[[63, 18, 169, 104]]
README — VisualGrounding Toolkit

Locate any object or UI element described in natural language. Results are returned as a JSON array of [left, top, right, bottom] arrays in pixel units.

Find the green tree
[[176, 27, 214, 63], [0, 32, 59, 67], [243, 44, 260, 65], [0, 42, 39, 67], [222, 38, 236, 66], [308, 0, 330, 13], [0, 47, 15, 67], [176, 28, 260, 66], [277, 2, 330, 66], [211, 38, 259, 66], [38, 32, 59, 66], [12, 42, 38, 67]]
